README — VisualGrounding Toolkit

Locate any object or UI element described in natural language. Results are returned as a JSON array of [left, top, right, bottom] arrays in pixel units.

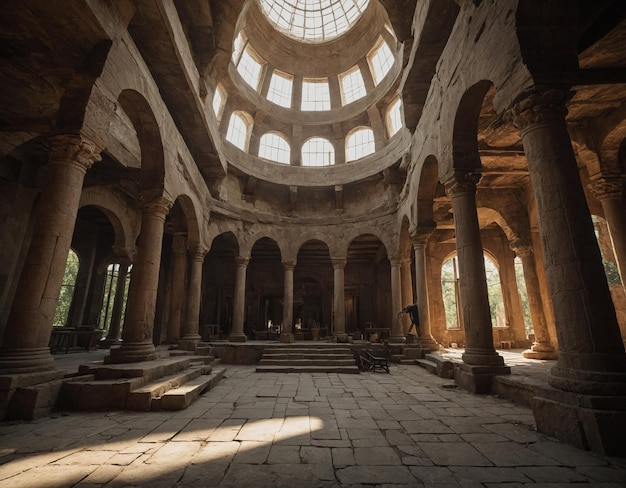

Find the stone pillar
[[590, 176, 626, 284], [445, 172, 508, 393], [280, 260, 296, 343], [411, 226, 440, 351], [512, 244, 557, 360], [509, 88, 626, 394], [399, 257, 413, 335], [166, 234, 187, 343], [106, 191, 173, 363], [0, 134, 100, 374], [331, 258, 347, 339], [180, 243, 206, 349], [509, 88, 626, 455], [101, 260, 130, 348], [229, 256, 249, 342], [389, 257, 405, 342]]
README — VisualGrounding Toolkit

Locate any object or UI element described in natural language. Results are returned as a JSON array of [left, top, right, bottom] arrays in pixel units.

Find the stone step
[[416, 353, 455, 379], [78, 357, 193, 381], [256, 365, 360, 374], [415, 357, 438, 374], [258, 358, 356, 366], [60, 376, 147, 410], [261, 353, 354, 360], [158, 368, 226, 410], [126, 365, 212, 411], [263, 347, 352, 354]]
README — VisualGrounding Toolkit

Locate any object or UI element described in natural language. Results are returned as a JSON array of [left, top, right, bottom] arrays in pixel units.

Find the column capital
[[512, 244, 533, 258], [444, 171, 481, 196], [48, 134, 102, 170], [389, 255, 402, 266], [409, 224, 436, 247], [589, 176, 625, 201], [140, 190, 174, 216], [188, 242, 208, 260], [235, 256, 250, 267], [330, 257, 346, 268], [282, 259, 297, 270], [506, 87, 570, 133], [111, 245, 136, 264]]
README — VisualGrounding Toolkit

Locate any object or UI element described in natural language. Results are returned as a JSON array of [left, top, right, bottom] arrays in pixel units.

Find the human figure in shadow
[[402, 303, 420, 343]]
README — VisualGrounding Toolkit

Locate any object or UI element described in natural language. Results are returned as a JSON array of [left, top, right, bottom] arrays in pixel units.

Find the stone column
[[399, 257, 414, 335], [180, 243, 206, 349], [389, 257, 405, 342], [510, 88, 626, 394], [411, 226, 440, 351], [512, 244, 557, 360], [166, 234, 187, 343], [106, 191, 173, 363], [445, 173, 505, 368], [229, 256, 249, 342], [331, 258, 347, 339], [0, 134, 100, 374], [590, 176, 626, 284], [101, 259, 131, 348], [281, 260, 296, 343]]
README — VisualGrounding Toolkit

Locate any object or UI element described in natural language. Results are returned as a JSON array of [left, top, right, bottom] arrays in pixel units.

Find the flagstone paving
[[1, 362, 625, 487]]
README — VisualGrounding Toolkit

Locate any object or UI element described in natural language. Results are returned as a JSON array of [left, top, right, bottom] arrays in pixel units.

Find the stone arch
[[171, 193, 202, 245], [79, 186, 139, 257], [250, 236, 283, 262], [416, 154, 440, 226], [117, 89, 165, 191], [399, 214, 412, 259], [344, 228, 392, 260]]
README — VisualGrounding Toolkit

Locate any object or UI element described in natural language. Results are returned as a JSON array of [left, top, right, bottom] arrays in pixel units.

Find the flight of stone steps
[[415, 352, 455, 379], [256, 343, 360, 374]]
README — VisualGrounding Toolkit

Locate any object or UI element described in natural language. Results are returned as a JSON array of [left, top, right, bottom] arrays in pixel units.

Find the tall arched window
[[266, 70, 293, 108], [236, 46, 264, 91], [301, 78, 331, 111], [53, 249, 80, 327], [259, 132, 291, 164], [339, 66, 366, 105], [302, 137, 335, 166], [212, 83, 226, 121], [386, 97, 403, 137], [346, 127, 375, 162], [99, 263, 131, 333], [368, 38, 394, 85], [226, 111, 252, 151], [484, 254, 506, 327]]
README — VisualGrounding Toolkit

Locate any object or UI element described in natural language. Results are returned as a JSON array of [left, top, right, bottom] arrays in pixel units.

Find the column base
[[532, 387, 626, 456], [417, 335, 440, 351], [229, 333, 247, 343], [280, 332, 295, 343], [0, 347, 56, 374], [462, 348, 505, 367], [548, 365, 626, 396], [390, 335, 406, 343], [104, 341, 157, 364], [522, 342, 557, 360], [454, 362, 511, 394], [178, 335, 201, 351], [98, 337, 122, 349]]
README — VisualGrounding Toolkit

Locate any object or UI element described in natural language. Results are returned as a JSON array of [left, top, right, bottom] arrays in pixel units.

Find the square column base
[[454, 363, 511, 394], [531, 387, 626, 456]]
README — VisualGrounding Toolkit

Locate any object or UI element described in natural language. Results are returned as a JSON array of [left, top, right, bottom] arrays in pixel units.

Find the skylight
[[259, 0, 370, 43]]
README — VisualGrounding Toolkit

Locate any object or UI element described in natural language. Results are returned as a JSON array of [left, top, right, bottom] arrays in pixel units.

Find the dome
[[258, 0, 370, 43]]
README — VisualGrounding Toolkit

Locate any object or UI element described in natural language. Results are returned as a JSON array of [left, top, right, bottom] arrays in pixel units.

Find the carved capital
[[48, 134, 101, 169], [111, 245, 136, 264], [188, 242, 208, 261], [330, 257, 346, 269], [444, 172, 481, 196], [589, 176, 625, 201], [506, 87, 569, 133], [282, 260, 297, 270], [409, 224, 436, 247], [140, 190, 173, 217], [235, 256, 250, 267], [511, 243, 533, 258]]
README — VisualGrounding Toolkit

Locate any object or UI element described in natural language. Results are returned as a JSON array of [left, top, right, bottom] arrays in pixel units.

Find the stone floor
[[1, 350, 625, 487]]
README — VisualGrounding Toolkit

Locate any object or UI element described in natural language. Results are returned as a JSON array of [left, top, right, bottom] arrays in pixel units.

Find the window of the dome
[[340, 66, 366, 105], [346, 127, 375, 161], [226, 112, 251, 150], [259, 132, 291, 164], [266, 70, 294, 108], [236, 46, 264, 91], [386, 97, 403, 137], [301, 78, 331, 111], [259, 0, 370, 43], [302, 137, 335, 166], [368, 38, 394, 85], [212, 84, 226, 121], [232, 31, 246, 64]]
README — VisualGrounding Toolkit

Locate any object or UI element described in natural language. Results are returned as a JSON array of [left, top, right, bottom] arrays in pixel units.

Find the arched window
[[514, 256, 533, 337], [386, 97, 403, 137], [345, 127, 375, 161], [484, 254, 506, 327], [302, 137, 335, 166], [259, 132, 291, 164], [301, 78, 331, 111], [368, 38, 394, 85], [53, 249, 80, 327], [99, 263, 131, 333], [226, 111, 252, 151], [340, 66, 366, 105], [212, 84, 226, 121], [266, 70, 293, 108]]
